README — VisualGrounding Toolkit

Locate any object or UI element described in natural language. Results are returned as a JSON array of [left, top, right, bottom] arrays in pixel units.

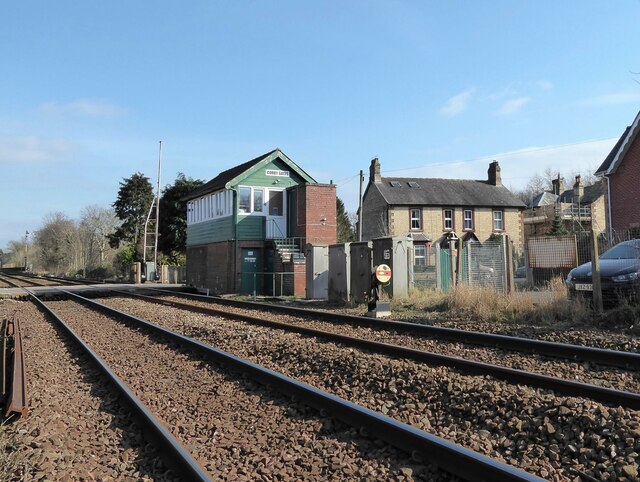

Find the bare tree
[[79, 205, 119, 273], [33, 212, 77, 274]]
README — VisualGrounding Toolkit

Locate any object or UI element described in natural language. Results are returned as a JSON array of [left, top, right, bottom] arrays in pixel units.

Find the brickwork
[[386, 206, 523, 250], [186, 241, 234, 293], [608, 134, 640, 230], [295, 184, 337, 244]]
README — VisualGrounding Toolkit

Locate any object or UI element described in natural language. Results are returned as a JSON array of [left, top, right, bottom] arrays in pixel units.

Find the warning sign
[[375, 264, 392, 284]]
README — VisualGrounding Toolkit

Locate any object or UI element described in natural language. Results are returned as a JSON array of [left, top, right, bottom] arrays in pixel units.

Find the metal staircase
[[273, 238, 305, 262]]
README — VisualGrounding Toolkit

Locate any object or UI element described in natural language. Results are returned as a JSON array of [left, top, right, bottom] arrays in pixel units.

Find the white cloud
[[497, 97, 531, 115], [0, 136, 80, 165], [583, 91, 640, 106], [440, 88, 475, 118], [40, 98, 128, 119]]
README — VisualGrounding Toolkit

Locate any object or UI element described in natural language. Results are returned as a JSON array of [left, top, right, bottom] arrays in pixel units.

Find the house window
[[410, 208, 421, 230], [414, 244, 426, 266], [239, 187, 251, 213], [463, 209, 473, 231], [493, 210, 504, 231], [253, 189, 264, 212], [443, 209, 454, 230]]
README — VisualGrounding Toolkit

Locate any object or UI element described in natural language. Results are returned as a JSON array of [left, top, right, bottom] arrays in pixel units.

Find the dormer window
[[408, 181, 419, 188], [390, 181, 402, 187]]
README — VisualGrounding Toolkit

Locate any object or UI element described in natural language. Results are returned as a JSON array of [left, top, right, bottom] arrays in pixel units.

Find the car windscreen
[[600, 243, 640, 260]]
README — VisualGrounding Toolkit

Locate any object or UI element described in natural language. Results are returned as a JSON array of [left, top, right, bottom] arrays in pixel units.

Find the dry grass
[[393, 278, 592, 325]]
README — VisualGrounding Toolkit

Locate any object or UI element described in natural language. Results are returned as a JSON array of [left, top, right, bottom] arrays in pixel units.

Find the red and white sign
[[375, 264, 392, 284]]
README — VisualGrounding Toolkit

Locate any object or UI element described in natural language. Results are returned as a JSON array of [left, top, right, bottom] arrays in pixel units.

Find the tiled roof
[[595, 126, 631, 175], [559, 181, 604, 205], [185, 149, 279, 201], [376, 177, 525, 208]]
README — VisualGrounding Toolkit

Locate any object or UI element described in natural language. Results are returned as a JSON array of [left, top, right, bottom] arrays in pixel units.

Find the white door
[[266, 189, 286, 238]]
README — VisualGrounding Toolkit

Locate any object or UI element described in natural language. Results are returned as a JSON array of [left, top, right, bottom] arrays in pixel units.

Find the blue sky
[[2, 1, 640, 248]]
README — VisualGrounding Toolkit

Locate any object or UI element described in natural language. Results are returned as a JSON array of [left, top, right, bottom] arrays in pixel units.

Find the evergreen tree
[[548, 213, 568, 236], [109, 172, 154, 259], [158, 173, 204, 260], [336, 197, 355, 242]]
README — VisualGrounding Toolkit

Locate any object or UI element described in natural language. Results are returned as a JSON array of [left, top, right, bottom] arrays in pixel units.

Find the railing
[[251, 271, 296, 300], [561, 206, 591, 220], [273, 237, 306, 261]]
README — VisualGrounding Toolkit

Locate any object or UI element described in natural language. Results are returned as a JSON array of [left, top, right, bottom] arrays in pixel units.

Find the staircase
[[273, 238, 305, 263]]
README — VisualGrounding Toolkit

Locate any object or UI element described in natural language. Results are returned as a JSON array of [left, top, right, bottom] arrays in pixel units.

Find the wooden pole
[[449, 242, 456, 289], [591, 229, 603, 312]]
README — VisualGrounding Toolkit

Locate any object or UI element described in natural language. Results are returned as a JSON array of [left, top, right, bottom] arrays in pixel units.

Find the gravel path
[[48, 299, 449, 481], [101, 295, 640, 482], [0, 298, 174, 481], [156, 295, 640, 394]]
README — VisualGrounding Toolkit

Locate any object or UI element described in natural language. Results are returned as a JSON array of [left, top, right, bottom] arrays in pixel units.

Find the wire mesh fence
[[411, 237, 511, 293]]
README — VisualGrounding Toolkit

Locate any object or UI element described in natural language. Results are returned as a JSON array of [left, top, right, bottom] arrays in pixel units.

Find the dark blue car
[[566, 239, 640, 304]]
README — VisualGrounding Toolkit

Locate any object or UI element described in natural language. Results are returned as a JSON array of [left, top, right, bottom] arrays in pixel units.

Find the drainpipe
[[603, 175, 613, 240], [231, 187, 238, 294]]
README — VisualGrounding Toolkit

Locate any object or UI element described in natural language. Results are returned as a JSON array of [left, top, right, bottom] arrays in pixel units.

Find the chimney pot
[[488, 160, 502, 186], [370, 157, 381, 184]]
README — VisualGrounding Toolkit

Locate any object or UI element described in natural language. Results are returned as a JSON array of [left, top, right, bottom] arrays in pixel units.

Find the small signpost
[[367, 264, 392, 318]]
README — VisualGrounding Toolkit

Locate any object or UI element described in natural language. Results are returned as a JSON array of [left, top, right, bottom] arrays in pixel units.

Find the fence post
[[449, 243, 456, 288], [435, 245, 441, 290], [591, 229, 603, 312], [456, 239, 464, 285], [253, 273, 257, 301], [504, 235, 514, 294]]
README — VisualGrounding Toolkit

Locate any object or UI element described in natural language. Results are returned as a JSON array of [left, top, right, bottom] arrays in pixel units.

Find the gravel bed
[[0, 299, 173, 481], [276, 299, 640, 352], [155, 295, 639, 394], [48, 299, 448, 481], [100, 295, 640, 482]]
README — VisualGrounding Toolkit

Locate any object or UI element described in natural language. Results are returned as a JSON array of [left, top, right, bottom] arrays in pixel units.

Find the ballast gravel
[[101, 295, 640, 482], [47, 299, 451, 481], [0, 299, 174, 481]]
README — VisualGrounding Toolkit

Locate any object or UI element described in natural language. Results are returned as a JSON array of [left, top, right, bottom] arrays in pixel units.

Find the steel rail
[[116, 291, 640, 409], [0, 275, 22, 289], [0, 273, 45, 287], [61, 289, 544, 482], [25, 289, 211, 482], [151, 288, 640, 370], [3, 317, 29, 417]]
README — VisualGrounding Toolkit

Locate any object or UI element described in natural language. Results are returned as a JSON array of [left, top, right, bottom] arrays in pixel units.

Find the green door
[[241, 248, 262, 295]]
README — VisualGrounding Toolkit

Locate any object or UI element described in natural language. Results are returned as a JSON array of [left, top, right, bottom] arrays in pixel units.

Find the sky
[[2, 1, 640, 249]]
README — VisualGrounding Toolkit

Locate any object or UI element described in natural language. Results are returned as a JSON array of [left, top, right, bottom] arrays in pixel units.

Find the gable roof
[[559, 181, 604, 205], [528, 191, 558, 208], [595, 110, 640, 176], [184, 148, 316, 201], [374, 177, 525, 208]]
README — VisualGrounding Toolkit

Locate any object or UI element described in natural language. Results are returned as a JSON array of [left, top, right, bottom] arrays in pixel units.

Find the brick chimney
[[370, 157, 381, 184], [551, 174, 564, 196], [573, 175, 584, 200], [487, 161, 502, 186]]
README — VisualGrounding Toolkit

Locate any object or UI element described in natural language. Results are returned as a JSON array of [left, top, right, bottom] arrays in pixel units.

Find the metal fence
[[524, 230, 640, 288], [411, 237, 512, 293]]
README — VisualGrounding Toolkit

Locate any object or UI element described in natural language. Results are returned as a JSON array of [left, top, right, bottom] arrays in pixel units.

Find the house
[[360, 158, 526, 264], [595, 109, 640, 236], [184, 148, 337, 295], [523, 174, 607, 238]]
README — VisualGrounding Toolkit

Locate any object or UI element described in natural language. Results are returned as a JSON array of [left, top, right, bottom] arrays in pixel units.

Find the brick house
[[595, 109, 640, 235], [523, 174, 607, 238], [360, 158, 526, 265], [184, 148, 336, 295]]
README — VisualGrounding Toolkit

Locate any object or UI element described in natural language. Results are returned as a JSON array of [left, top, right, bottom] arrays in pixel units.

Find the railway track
[[61, 290, 640, 481], [29, 289, 547, 482], [110, 291, 640, 408]]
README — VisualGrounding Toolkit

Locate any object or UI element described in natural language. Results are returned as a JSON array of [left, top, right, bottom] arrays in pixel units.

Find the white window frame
[[410, 208, 421, 230], [443, 209, 453, 231], [414, 244, 426, 266], [463, 209, 473, 231], [493, 210, 504, 231]]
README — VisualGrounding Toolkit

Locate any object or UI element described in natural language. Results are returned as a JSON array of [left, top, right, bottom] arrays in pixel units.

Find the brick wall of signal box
[[295, 184, 337, 245]]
